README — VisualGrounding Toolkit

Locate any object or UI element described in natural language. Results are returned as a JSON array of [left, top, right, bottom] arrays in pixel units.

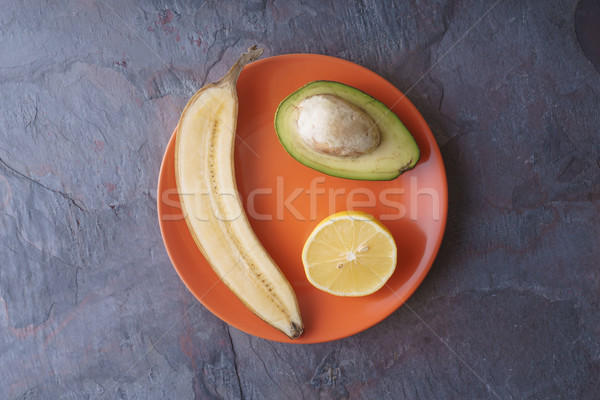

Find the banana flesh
[[174, 46, 303, 339]]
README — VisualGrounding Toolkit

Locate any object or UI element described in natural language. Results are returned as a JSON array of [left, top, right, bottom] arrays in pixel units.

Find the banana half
[[174, 46, 304, 339]]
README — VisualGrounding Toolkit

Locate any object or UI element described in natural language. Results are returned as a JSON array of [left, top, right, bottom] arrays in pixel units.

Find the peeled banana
[[174, 46, 303, 339]]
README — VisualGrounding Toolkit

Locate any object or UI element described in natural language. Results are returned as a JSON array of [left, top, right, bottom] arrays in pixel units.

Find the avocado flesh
[[274, 81, 420, 180]]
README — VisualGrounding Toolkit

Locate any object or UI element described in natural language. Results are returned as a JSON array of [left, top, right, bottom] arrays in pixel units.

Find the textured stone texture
[[1, 0, 599, 399]]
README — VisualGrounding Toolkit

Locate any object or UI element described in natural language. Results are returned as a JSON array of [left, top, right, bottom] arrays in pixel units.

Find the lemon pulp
[[302, 211, 397, 296]]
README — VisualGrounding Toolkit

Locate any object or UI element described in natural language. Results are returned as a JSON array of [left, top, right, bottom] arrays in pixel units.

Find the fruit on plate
[[302, 211, 397, 296], [274, 80, 420, 180], [174, 46, 303, 339]]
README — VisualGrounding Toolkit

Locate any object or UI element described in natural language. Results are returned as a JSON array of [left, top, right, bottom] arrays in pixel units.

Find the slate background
[[1, 0, 599, 399]]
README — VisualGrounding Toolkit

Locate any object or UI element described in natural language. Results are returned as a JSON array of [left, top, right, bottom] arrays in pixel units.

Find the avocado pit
[[296, 94, 381, 157]]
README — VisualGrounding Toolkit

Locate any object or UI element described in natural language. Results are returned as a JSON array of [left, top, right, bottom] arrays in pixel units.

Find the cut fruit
[[175, 46, 303, 339], [275, 80, 420, 180], [302, 211, 397, 296]]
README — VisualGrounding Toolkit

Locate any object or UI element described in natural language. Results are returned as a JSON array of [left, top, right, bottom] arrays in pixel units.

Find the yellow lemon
[[302, 211, 397, 296]]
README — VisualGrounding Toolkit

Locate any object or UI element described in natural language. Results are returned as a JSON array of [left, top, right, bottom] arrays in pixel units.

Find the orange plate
[[157, 54, 448, 343]]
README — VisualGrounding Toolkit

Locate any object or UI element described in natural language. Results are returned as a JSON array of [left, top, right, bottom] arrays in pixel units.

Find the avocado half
[[274, 81, 420, 180]]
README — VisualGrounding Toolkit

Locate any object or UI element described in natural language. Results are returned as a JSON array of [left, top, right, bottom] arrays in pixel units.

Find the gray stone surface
[[1, 0, 599, 398]]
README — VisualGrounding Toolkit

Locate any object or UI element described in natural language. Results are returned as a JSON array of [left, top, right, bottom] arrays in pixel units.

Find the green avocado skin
[[274, 81, 420, 181]]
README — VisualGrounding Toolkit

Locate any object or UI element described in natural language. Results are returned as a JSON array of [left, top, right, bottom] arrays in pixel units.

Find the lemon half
[[302, 211, 397, 296]]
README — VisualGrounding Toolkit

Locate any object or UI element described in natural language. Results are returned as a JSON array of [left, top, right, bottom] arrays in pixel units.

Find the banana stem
[[220, 45, 264, 86]]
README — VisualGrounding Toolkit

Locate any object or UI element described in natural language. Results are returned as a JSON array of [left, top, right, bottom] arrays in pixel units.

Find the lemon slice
[[302, 211, 397, 296]]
